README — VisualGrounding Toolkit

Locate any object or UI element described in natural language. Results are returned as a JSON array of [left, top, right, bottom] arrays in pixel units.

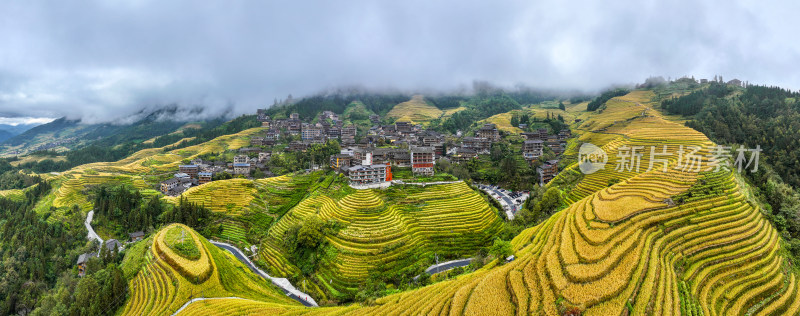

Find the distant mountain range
[[0, 123, 43, 143], [0, 106, 226, 156]]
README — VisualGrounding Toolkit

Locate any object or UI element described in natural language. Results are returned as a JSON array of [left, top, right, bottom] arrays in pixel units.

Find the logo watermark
[[578, 143, 608, 174], [576, 143, 761, 174]]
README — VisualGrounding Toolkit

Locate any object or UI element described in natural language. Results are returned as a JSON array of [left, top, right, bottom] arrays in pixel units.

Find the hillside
[[0, 130, 13, 143], [258, 180, 504, 301], [36, 125, 264, 218], [118, 223, 299, 315], [0, 117, 93, 155], [167, 90, 800, 315], [0, 108, 232, 165], [386, 95, 444, 124]]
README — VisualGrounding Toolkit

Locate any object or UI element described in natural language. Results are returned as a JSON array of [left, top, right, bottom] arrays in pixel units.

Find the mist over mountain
[[2, 0, 799, 124]]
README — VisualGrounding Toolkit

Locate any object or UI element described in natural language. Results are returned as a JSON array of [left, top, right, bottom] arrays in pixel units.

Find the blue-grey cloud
[[0, 0, 798, 123]]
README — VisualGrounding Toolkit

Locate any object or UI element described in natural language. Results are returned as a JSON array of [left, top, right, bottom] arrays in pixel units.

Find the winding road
[[413, 258, 474, 280], [210, 241, 318, 307], [85, 210, 103, 245], [171, 242, 318, 315], [425, 258, 473, 274]]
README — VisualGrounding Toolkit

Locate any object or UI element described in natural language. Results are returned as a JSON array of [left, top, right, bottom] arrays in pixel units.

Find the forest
[[0, 177, 103, 315], [93, 184, 214, 239], [0, 171, 40, 190]]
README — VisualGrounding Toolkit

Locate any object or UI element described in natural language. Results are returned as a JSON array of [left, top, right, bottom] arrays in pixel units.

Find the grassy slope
[[386, 95, 444, 125]]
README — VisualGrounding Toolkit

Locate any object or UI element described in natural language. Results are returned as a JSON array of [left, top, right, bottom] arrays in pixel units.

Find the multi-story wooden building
[[178, 164, 199, 178], [348, 163, 392, 185], [410, 146, 435, 176], [523, 139, 544, 160], [198, 172, 213, 184], [538, 159, 559, 185], [330, 154, 353, 170], [477, 123, 500, 142], [462, 137, 492, 154]]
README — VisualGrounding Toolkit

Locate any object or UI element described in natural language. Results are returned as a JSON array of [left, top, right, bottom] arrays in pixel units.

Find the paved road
[[413, 258, 474, 280], [425, 258, 473, 274], [85, 210, 103, 245], [479, 186, 517, 219], [210, 241, 318, 307]]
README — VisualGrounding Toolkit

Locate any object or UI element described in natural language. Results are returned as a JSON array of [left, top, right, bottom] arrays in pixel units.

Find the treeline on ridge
[[586, 88, 630, 111]]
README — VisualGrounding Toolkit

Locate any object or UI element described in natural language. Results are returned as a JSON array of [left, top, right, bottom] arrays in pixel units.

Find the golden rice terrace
[[166, 91, 800, 315]]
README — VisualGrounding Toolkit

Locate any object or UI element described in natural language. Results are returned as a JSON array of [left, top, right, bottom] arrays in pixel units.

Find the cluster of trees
[[0, 159, 16, 174], [0, 171, 39, 190], [35, 228, 127, 316], [676, 85, 800, 188], [281, 215, 343, 276], [498, 186, 564, 239], [586, 88, 630, 111], [160, 197, 214, 233], [34, 263, 127, 316], [93, 185, 213, 238], [513, 112, 568, 133], [93, 185, 165, 235], [665, 83, 800, 261], [436, 94, 524, 133], [266, 140, 341, 175], [436, 142, 544, 192], [424, 95, 468, 109], [509, 113, 529, 127], [660, 81, 732, 116]]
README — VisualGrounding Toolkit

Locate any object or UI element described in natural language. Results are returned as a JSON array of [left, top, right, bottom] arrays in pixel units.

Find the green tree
[[297, 215, 325, 249], [489, 238, 513, 260]]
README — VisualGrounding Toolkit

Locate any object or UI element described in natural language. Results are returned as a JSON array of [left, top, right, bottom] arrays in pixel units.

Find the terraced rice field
[[218, 220, 248, 245], [260, 182, 504, 296], [165, 179, 257, 215], [386, 95, 444, 125], [51, 172, 150, 211], [178, 90, 800, 315], [119, 224, 298, 316], [31, 126, 266, 222], [480, 111, 524, 134], [558, 94, 714, 205], [0, 188, 26, 201]]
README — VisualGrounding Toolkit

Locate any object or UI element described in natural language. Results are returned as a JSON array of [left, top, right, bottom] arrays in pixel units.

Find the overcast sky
[[1, 0, 799, 124]]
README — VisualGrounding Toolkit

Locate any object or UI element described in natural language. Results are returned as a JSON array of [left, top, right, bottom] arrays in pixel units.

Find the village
[[158, 108, 572, 213]]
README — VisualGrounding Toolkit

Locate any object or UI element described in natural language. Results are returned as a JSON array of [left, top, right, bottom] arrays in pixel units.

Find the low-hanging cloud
[[0, 0, 799, 123]]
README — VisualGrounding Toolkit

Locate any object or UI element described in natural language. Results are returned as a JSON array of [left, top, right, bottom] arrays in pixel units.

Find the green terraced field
[[260, 181, 505, 299]]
